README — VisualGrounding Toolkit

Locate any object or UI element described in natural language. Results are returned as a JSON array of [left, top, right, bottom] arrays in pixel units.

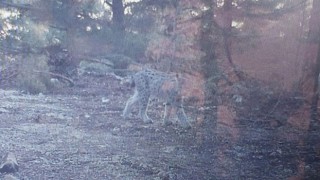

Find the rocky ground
[[0, 73, 319, 179], [0, 74, 215, 180]]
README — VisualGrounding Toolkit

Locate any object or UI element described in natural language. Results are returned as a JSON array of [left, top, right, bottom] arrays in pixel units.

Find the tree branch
[[124, 2, 138, 9], [33, 70, 75, 86], [0, 1, 33, 10], [104, 0, 112, 8], [245, 0, 306, 19]]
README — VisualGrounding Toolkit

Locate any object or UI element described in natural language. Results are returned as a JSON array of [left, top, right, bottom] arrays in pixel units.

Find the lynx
[[122, 69, 191, 128]]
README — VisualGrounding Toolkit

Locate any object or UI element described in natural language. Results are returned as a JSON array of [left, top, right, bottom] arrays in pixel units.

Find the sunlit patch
[[232, 21, 244, 29], [216, 0, 224, 8], [161, 80, 176, 92], [32, 23, 49, 38], [86, 26, 92, 32], [0, 9, 17, 18]]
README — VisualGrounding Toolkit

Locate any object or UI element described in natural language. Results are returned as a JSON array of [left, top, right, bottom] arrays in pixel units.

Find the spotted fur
[[122, 69, 191, 128]]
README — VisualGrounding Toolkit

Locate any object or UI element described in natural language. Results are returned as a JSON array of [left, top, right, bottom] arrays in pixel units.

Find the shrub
[[16, 54, 52, 94]]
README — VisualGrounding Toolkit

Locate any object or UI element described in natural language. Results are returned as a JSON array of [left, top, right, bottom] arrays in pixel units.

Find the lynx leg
[[163, 103, 173, 126], [176, 107, 191, 129], [122, 90, 139, 119], [139, 95, 153, 123]]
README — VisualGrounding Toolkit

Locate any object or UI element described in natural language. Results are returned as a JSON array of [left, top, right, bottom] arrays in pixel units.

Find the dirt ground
[[0, 73, 319, 179], [0, 74, 216, 180]]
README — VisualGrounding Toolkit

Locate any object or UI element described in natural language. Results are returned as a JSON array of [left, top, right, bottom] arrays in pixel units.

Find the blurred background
[[0, 0, 319, 179]]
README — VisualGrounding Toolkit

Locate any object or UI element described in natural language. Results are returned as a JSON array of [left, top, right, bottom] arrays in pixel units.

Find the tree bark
[[105, 0, 125, 52], [222, 0, 243, 80], [304, 0, 320, 178], [310, 37, 320, 125], [111, 0, 125, 32], [309, 0, 320, 123]]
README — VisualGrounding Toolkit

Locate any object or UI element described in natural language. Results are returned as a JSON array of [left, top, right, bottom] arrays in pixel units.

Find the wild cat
[[122, 69, 191, 128]]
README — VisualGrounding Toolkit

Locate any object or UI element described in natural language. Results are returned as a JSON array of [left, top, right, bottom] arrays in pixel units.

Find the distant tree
[[308, 0, 320, 122], [304, 0, 320, 178], [104, 0, 125, 52], [141, 0, 204, 72], [200, 0, 217, 78], [0, 0, 104, 92], [104, 0, 125, 32], [212, 0, 306, 80]]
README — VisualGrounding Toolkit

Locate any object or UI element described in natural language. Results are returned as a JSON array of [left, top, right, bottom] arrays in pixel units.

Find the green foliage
[[16, 54, 52, 94], [122, 32, 148, 59], [84, 25, 148, 59]]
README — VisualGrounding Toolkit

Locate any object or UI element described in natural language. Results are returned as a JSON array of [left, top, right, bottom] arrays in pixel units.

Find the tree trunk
[[222, 0, 234, 68], [64, 1, 78, 62], [105, 0, 125, 53], [222, 0, 243, 80], [310, 37, 320, 125], [304, 0, 320, 178], [199, 1, 235, 179], [309, 0, 320, 124], [199, 0, 218, 114], [200, 2, 217, 79], [112, 0, 125, 33]]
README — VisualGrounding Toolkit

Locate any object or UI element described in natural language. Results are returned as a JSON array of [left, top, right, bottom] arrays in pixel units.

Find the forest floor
[[0, 73, 319, 179]]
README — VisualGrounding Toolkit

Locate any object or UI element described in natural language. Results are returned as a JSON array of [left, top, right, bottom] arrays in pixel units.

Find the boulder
[[0, 152, 19, 173]]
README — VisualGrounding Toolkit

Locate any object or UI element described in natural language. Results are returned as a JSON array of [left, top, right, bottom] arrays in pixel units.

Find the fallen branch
[[85, 58, 114, 67], [33, 70, 74, 86], [0, 72, 18, 81]]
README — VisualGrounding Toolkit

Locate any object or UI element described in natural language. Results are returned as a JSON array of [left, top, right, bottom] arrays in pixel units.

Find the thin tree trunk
[[309, 0, 320, 124], [222, 0, 243, 80], [112, 0, 125, 33], [305, 0, 320, 178], [105, 0, 125, 53], [310, 37, 320, 124]]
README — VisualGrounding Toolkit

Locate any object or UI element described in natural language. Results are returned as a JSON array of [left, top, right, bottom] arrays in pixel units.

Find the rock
[[157, 170, 170, 180], [232, 94, 243, 103], [78, 59, 113, 76], [0, 108, 10, 113], [0, 152, 19, 173], [102, 54, 133, 69], [3, 174, 19, 180], [112, 127, 121, 135], [101, 97, 110, 103], [84, 114, 91, 118]]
